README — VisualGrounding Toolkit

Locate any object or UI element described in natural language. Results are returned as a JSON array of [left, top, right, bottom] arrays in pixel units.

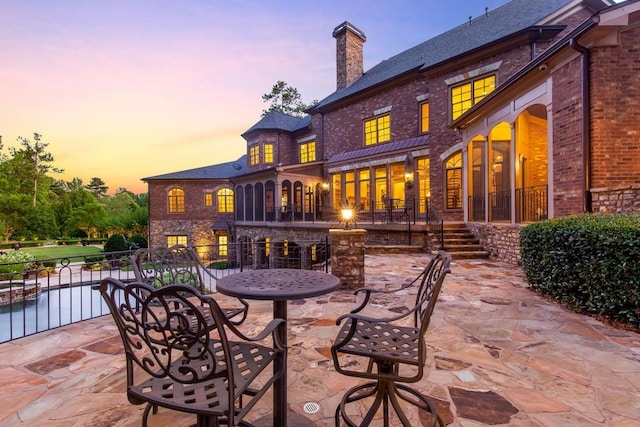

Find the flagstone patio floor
[[0, 253, 638, 426]]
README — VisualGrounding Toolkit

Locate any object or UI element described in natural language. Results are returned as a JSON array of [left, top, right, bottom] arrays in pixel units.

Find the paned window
[[300, 141, 316, 163], [417, 158, 430, 213], [168, 188, 185, 213], [264, 143, 273, 163], [218, 235, 228, 256], [358, 169, 370, 210], [249, 145, 260, 165], [420, 102, 430, 133], [364, 114, 390, 146], [217, 188, 234, 213], [445, 152, 462, 209], [204, 193, 213, 206], [451, 75, 495, 119], [167, 235, 187, 246]]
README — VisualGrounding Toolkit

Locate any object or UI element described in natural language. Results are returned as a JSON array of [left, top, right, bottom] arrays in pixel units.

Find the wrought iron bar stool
[[331, 251, 451, 426]]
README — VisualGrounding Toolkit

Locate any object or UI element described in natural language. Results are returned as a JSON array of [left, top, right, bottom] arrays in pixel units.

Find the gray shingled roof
[[327, 135, 429, 164], [142, 155, 247, 181], [315, 0, 573, 109], [242, 111, 311, 137]]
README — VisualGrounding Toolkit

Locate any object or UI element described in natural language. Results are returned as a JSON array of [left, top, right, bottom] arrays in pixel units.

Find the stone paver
[[0, 253, 638, 426]]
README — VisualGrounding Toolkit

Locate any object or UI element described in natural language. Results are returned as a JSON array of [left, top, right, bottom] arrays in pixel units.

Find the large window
[[217, 188, 234, 213], [331, 173, 342, 209], [168, 188, 184, 213], [167, 235, 187, 246], [417, 158, 430, 214], [359, 169, 370, 210], [445, 152, 462, 209], [264, 143, 273, 163], [344, 172, 355, 206], [451, 75, 495, 119], [249, 145, 260, 166], [374, 167, 387, 206], [420, 102, 430, 133], [300, 141, 316, 163], [364, 114, 390, 146]]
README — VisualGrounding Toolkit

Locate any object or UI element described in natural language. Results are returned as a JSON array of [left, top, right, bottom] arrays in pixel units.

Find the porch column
[[329, 228, 366, 290]]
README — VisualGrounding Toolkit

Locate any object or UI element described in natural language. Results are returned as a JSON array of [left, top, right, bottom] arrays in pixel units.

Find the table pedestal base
[[251, 410, 317, 427]]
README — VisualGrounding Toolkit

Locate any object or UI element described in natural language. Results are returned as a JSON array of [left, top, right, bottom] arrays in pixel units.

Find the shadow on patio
[[0, 254, 638, 426]]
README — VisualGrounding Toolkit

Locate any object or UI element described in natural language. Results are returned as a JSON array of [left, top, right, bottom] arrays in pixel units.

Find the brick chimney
[[333, 21, 366, 90]]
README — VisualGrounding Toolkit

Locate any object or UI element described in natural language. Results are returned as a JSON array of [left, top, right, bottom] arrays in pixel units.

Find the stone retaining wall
[[466, 223, 524, 265]]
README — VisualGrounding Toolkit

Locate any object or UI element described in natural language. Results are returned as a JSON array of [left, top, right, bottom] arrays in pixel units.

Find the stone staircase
[[437, 223, 489, 260]]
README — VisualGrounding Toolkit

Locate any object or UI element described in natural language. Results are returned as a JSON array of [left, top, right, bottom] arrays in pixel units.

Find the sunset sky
[[1, 0, 516, 194]]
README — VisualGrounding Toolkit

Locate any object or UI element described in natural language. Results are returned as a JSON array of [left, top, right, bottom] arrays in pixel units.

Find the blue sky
[[0, 0, 523, 193]]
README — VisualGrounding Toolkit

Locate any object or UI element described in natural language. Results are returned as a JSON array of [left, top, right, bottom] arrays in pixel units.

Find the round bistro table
[[217, 269, 341, 427]]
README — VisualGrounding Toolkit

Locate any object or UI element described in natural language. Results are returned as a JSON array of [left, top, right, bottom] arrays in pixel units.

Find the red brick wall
[[590, 25, 640, 189], [551, 57, 585, 216], [147, 179, 234, 221]]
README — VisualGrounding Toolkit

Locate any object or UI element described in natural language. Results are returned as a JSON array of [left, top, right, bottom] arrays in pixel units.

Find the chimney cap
[[333, 21, 366, 41]]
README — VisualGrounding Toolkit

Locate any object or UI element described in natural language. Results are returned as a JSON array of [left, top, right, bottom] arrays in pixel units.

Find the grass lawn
[[20, 245, 104, 261]]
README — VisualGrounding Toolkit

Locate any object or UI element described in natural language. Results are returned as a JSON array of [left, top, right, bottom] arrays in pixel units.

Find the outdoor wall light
[[321, 182, 330, 193], [404, 172, 415, 189], [341, 208, 354, 229]]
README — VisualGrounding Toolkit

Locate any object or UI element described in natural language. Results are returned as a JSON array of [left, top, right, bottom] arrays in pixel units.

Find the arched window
[[217, 188, 234, 213], [445, 152, 462, 210], [168, 188, 185, 213]]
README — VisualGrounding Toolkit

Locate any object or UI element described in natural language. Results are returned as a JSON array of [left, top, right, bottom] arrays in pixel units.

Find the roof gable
[[242, 111, 311, 138]]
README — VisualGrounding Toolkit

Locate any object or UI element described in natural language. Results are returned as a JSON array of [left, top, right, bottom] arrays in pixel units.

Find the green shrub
[[0, 251, 37, 280], [84, 255, 106, 264], [520, 213, 640, 327], [104, 234, 128, 254], [127, 234, 148, 249]]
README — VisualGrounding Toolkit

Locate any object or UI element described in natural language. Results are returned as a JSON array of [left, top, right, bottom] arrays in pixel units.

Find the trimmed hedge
[[520, 213, 640, 328]]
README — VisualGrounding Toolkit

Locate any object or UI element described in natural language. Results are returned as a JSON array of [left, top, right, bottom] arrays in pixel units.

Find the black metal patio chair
[[331, 250, 452, 426], [131, 244, 249, 325], [99, 277, 285, 427]]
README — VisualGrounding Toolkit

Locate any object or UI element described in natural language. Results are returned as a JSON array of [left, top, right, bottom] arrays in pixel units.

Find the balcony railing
[[516, 184, 548, 222]]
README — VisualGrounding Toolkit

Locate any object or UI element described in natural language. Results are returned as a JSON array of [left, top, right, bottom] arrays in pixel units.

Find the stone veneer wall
[[591, 184, 640, 213], [466, 223, 524, 265], [148, 220, 216, 248]]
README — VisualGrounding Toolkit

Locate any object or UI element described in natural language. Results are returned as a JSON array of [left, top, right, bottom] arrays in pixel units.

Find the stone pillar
[[329, 228, 366, 290]]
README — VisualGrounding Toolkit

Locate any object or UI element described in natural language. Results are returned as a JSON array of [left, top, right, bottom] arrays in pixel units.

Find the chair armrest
[[225, 318, 287, 351], [336, 306, 417, 327], [350, 282, 414, 314]]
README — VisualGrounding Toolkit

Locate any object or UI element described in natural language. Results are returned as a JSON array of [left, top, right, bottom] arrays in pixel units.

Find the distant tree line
[[0, 133, 148, 242]]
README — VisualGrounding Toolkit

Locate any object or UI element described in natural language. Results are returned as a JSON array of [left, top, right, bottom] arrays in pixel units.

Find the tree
[[86, 177, 108, 199], [261, 81, 317, 118], [11, 133, 64, 207]]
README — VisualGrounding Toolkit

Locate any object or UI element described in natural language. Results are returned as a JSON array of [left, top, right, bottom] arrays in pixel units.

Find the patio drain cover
[[303, 402, 320, 414]]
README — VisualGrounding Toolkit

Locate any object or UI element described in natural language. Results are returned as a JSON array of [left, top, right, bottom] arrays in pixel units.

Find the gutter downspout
[[569, 37, 592, 213]]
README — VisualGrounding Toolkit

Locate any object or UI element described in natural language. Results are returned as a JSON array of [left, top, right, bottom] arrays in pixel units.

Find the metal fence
[[0, 238, 331, 343]]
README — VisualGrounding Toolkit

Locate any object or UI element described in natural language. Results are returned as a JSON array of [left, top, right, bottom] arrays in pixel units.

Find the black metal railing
[[516, 184, 548, 222], [468, 194, 486, 222], [489, 190, 511, 221], [0, 238, 332, 343], [425, 199, 444, 250]]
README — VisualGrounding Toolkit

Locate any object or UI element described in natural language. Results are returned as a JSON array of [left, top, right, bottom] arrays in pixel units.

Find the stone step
[[449, 250, 490, 259], [445, 243, 485, 251]]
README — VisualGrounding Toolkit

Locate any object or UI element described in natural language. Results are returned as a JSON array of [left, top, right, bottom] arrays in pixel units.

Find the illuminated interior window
[[332, 173, 342, 209], [217, 188, 234, 213], [264, 143, 273, 163], [364, 114, 390, 146], [167, 235, 187, 246], [168, 188, 185, 213], [451, 75, 495, 119], [205, 193, 213, 206], [300, 141, 316, 163], [218, 235, 228, 256], [445, 152, 463, 209], [420, 102, 430, 133], [417, 158, 430, 214], [249, 145, 260, 165], [359, 169, 370, 210]]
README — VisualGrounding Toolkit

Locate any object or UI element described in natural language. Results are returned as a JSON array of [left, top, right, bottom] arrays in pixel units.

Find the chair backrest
[[131, 245, 217, 293], [99, 277, 230, 385], [413, 250, 452, 335]]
